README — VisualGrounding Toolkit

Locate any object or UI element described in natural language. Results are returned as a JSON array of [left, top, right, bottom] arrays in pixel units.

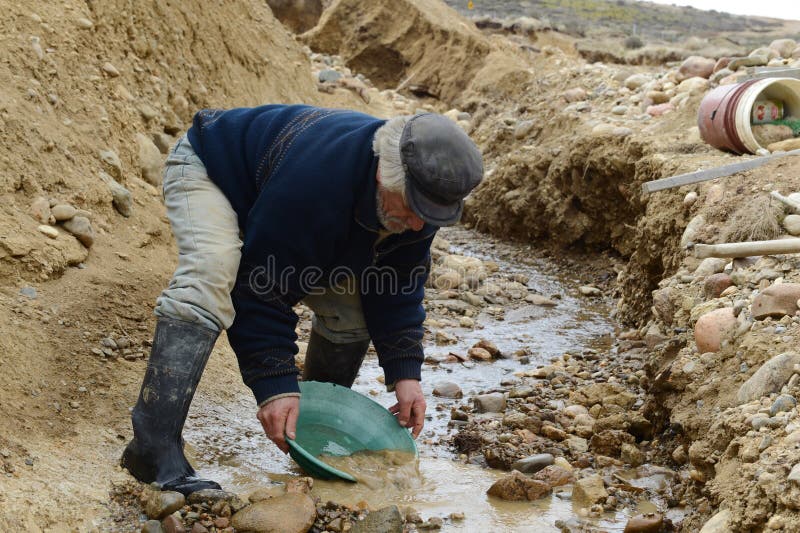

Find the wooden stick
[[770, 190, 800, 213], [694, 238, 800, 258], [641, 149, 800, 194]]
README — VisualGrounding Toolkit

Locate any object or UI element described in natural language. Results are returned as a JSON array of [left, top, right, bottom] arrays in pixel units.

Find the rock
[[285, 477, 313, 494], [728, 55, 768, 70], [571, 382, 632, 408], [624, 74, 650, 90], [153, 133, 175, 154], [100, 149, 123, 181], [434, 330, 457, 345], [76, 17, 94, 29], [590, 430, 635, 457], [676, 77, 709, 95], [694, 257, 726, 277], [783, 214, 800, 236], [579, 286, 601, 297], [30, 197, 51, 224], [486, 470, 551, 501], [433, 270, 461, 290], [473, 393, 506, 413], [51, 204, 77, 221], [533, 465, 574, 487], [770, 38, 797, 58], [788, 464, 800, 484], [102, 62, 120, 77], [710, 68, 734, 84], [566, 436, 589, 453], [752, 283, 800, 319], [694, 307, 736, 353], [621, 443, 644, 467], [704, 273, 732, 299], [144, 490, 185, 520], [468, 347, 493, 361], [624, 513, 663, 533], [318, 69, 342, 83], [351, 505, 403, 533], [101, 173, 133, 217], [62, 216, 94, 248], [572, 475, 608, 504], [527, 294, 557, 307], [681, 214, 706, 248], [652, 287, 675, 325], [230, 493, 315, 533], [19, 287, 37, 300], [645, 90, 669, 104], [513, 120, 536, 139], [737, 352, 800, 404], [137, 133, 164, 186], [432, 382, 463, 398], [768, 138, 800, 152], [161, 515, 185, 533], [752, 124, 794, 147], [563, 87, 587, 103], [141, 520, 164, 533], [677, 56, 716, 81], [187, 489, 247, 512], [473, 339, 500, 357], [646, 103, 674, 117], [699, 510, 731, 533], [37, 225, 58, 239], [611, 105, 628, 115], [769, 394, 797, 416], [510, 453, 554, 474]]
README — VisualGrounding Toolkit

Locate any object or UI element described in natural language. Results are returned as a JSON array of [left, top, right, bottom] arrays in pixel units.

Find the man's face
[[376, 186, 425, 233]]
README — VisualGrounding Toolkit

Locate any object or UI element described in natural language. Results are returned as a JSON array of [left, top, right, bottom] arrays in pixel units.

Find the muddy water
[[186, 228, 632, 532]]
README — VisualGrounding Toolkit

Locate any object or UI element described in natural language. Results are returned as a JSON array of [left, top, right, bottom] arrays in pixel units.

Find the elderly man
[[121, 105, 483, 495]]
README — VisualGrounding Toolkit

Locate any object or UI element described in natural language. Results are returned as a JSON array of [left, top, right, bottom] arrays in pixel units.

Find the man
[[121, 104, 483, 495]]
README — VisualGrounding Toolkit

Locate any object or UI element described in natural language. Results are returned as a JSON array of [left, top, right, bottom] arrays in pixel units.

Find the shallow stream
[[184, 228, 648, 532]]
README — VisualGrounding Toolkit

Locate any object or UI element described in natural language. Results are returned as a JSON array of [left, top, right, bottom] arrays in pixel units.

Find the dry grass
[[720, 196, 784, 243]]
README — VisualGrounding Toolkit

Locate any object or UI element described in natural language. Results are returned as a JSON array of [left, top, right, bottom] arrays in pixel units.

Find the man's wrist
[[249, 374, 301, 406]]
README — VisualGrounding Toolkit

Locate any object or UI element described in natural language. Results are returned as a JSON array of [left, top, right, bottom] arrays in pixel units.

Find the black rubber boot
[[121, 317, 221, 495], [302, 329, 370, 387]]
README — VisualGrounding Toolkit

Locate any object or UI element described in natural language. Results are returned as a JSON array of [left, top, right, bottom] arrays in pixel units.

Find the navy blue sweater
[[187, 105, 436, 404]]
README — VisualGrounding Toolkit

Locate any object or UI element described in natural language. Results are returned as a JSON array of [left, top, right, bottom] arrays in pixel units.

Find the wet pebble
[[473, 393, 506, 413], [432, 382, 463, 398], [141, 520, 163, 533], [578, 286, 601, 297], [510, 453, 553, 474], [623, 512, 663, 533], [144, 490, 185, 520]]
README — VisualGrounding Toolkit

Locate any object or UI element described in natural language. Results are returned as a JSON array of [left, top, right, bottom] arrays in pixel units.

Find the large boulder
[[676, 56, 715, 81], [486, 470, 551, 501], [737, 352, 800, 404], [694, 307, 736, 353], [751, 283, 800, 319], [230, 493, 316, 533]]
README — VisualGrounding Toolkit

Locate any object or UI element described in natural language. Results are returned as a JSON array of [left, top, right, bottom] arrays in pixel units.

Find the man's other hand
[[388, 379, 426, 438], [257, 396, 300, 453]]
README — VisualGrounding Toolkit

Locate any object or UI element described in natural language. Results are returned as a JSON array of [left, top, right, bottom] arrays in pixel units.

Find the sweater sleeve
[[227, 268, 303, 405], [360, 232, 436, 387]]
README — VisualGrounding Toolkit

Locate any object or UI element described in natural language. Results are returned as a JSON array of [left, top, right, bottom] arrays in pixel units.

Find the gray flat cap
[[400, 113, 483, 226]]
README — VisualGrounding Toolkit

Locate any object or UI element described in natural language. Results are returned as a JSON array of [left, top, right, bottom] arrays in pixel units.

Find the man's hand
[[388, 379, 426, 438], [257, 396, 300, 453]]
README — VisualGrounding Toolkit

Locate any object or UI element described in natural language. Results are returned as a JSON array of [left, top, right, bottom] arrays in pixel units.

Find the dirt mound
[[301, 0, 495, 101], [0, 0, 396, 529]]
